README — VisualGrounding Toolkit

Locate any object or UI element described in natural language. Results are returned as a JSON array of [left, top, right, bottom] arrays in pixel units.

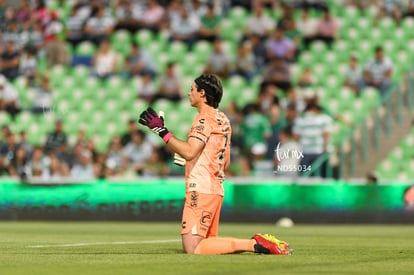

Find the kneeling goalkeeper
[[139, 74, 291, 255]]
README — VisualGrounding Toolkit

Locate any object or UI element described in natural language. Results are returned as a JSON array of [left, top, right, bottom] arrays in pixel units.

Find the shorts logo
[[190, 191, 198, 207], [200, 211, 212, 227]]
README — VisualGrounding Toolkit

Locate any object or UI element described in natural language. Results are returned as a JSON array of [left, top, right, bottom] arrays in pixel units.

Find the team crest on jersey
[[199, 118, 205, 124]]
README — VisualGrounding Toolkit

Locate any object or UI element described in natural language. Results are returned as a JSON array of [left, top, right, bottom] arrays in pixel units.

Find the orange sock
[[194, 237, 256, 255]]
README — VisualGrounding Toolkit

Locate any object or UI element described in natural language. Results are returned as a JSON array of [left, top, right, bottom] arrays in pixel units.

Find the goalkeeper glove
[[138, 107, 173, 143], [173, 153, 186, 166]]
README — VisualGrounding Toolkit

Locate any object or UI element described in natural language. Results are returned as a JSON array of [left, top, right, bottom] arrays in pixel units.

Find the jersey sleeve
[[188, 114, 212, 144]]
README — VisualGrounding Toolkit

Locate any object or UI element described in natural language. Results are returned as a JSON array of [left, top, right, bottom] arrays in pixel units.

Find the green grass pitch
[[0, 222, 413, 274]]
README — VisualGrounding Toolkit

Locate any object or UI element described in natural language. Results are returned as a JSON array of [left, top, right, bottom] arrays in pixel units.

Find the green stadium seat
[[167, 41, 188, 62], [71, 65, 90, 83], [400, 135, 414, 158], [360, 87, 381, 109], [229, 6, 248, 28], [375, 159, 399, 179], [0, 111, 12, 126], [134, 29, 154, 47], [75, 41, 97, 56]]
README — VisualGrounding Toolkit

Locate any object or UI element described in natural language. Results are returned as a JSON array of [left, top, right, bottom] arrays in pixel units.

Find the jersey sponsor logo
[[195, 125, 204, 132], [200, 211, 212, 229], [190, 191, 198, 207]]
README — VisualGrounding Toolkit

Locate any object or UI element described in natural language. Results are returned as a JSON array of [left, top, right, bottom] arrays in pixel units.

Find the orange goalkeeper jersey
[[185, 106, 232, 196]]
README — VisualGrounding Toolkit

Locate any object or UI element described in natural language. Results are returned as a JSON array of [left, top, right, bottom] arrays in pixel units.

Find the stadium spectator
[[31, 0, 49, 25], [266, 27, 296, 62], [258, 89, 287, 159], [197, 3, 221, 42], [297, 67, 316, 87], [113, 0, 145, 33], [1, 131, 19, 169], [360, 46, 393, 96], [0, 0, 7, 31], [295, 8, 318, 49], [232, 42, 256, 83], [0, 74, 21, 118], [122, 129, 153, 176], [19, 45, 38, 85], [314, 8, 338, 47], [138, 0, 166, 32], [374, 0, 404, 26], [153, 62, 182, 103], [0, 125, 11, 149], [65, 5, 87, 48], [43, 11, 69, 67], [2, 20, 25, 51], [16, 0, 31, 24], [260, 57, 292, 93], [31, 73, 53, 114], [239, 103, 272, 157], [247, 33, 267, 71], [24, 20, 44, 54], [277, 3, 294, 31], [18, 130, 33, 157], [344, 54, 363, 94], [284, 18, 303, 59], [70, 149, 95, 179], [293, 99, 332, 177], [91, 39, 119, 79], [44, 119, 68, 154], [27, 145, 47, 177], [123, 42, 157, 79], [8, 145, 29, 178], [168, 4, 200, 50], [121, 119, 137, 146], [1, 40, 20, 81], [404, 0, 414, 18], [104, 135, 127, 178], [285, 102, 298, 128], [243, 3, 274, 40], [137, 72, 156, 103], [140, 147, 170, 177], [204, 38, 232, 79], [84, 3, 115, 46]]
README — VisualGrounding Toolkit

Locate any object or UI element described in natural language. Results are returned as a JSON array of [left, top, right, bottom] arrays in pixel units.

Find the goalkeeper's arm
[[138, 107, 204, 161]]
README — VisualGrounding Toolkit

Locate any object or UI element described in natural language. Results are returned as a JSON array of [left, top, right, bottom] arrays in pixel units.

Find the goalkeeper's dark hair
[[194, 74, 223, 108]]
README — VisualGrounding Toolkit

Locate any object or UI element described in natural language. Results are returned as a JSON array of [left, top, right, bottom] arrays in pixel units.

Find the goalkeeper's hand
[[173, 153, 186, 166], [138, 107, 173, 143]]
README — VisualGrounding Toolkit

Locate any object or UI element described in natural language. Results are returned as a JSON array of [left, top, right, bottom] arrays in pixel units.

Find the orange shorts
[[181, 191, 223, 238]]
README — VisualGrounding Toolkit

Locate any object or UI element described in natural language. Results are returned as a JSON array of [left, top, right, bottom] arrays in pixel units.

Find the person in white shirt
[[360, 46, 393, 96], [243, 3, 274, 40], [344, 54, 362, 94], [295, 8, 318, 49], [91, 39, 118, 79], [84, 3, 115, 46], [0, 74, 21, 118], [169, 5, 200, 50]]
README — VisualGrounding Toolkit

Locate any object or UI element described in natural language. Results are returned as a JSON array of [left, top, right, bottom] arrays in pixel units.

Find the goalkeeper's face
[[188, 82, 204, 107]]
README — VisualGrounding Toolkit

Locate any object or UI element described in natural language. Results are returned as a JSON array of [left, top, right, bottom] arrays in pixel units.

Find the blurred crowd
[[0, 0, 409, 180]]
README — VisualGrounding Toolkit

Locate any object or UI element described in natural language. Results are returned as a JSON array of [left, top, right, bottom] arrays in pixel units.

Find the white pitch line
[[28, 239, 181, 248]]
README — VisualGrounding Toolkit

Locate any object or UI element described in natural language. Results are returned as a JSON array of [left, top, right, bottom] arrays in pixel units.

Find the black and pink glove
[[138, 107, 173, 143]]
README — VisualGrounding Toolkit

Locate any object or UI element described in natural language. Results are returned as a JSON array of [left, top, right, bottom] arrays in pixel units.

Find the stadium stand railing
[[306, 70, 414, 180]]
